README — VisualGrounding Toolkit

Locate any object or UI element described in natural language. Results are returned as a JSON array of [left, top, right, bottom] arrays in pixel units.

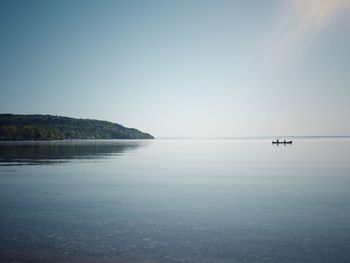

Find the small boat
[[272, 140, 292, 144]]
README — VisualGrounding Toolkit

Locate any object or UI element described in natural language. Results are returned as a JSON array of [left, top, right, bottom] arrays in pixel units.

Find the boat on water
[[272, 140, 292, 144]]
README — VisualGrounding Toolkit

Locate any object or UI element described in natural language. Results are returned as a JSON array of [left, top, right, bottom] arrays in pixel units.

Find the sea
[[0, 138, 350, 263]]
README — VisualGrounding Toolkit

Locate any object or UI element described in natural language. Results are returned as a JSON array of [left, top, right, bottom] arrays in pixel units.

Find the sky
[[1, 0, 349, 137]]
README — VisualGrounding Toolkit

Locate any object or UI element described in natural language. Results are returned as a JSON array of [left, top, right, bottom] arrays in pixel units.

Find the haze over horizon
[[1, 0, 349, 137]]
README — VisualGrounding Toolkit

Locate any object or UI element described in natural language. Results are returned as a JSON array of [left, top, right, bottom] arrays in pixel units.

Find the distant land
[[0, 114, 154, 140]]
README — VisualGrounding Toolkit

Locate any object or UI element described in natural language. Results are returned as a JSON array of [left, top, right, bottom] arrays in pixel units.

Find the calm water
[[0, 139, 350, 263]]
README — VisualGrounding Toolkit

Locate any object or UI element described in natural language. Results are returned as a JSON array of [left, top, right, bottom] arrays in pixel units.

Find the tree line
[[0, 114, 154, 140]]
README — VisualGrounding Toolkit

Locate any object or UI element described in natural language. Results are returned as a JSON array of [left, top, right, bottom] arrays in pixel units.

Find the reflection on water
[[0, 140, 147, 165], [0, 139, 350, 263]]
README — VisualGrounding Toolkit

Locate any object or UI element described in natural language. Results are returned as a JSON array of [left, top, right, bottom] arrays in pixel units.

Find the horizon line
[[155, 135, 350, 140]]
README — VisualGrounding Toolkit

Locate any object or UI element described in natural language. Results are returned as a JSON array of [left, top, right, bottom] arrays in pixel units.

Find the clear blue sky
[[1, 0, 349, 137]]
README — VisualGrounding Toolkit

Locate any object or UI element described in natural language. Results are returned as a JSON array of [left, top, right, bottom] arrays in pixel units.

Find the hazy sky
[[1, 0, 349, 137]]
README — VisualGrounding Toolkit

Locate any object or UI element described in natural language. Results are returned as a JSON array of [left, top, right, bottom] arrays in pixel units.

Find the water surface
[[1, 139, 350, 263]]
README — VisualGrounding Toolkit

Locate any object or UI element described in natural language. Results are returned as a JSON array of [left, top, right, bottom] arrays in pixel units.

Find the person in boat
[[276, 139, 279, 143]]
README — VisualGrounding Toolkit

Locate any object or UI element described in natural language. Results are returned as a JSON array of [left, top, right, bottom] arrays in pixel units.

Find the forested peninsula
[[0, 114, 154, 140]]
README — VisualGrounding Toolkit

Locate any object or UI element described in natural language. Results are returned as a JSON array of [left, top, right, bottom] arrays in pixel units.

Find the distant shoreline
[[0, 114, 154, 140], [0, 138, 153, 141]]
